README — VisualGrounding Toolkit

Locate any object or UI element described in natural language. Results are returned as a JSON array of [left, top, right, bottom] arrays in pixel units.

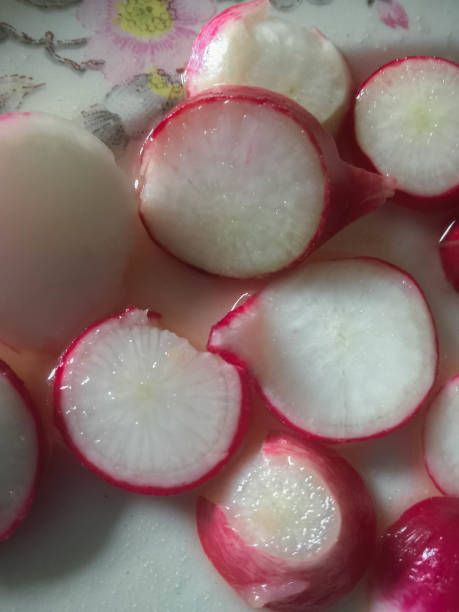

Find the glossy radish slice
[[208, 257, 438, 442], [354, 57, 459, 210], [370, 497, 459, 612], [197, 431, 376, 611], [185, 0, 352, 133], [54, 308, 248, 495], [0, 361, 42, 541], [423, 375, 459, 495], [439, 219, 459, 292], [139, 86, 394, 279]]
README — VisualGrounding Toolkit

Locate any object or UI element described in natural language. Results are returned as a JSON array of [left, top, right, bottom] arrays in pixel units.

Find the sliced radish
[[185, 0, 352, 133], [139, 86, 395, 279], [0, 112, 135, 351], [197, 431, 376, 611], [354, 56, 459, 210], [208, 257, 438, 442], [439, 219, 459, 292], [54, 308, 248, 495], [0, 360, 42, 541], [423, 375, 459, 495], [370, 496, 459, 612]]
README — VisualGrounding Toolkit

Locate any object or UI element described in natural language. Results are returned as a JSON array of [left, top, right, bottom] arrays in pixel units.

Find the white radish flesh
[[209, 257, 438, 442], [54, 308, 248, 495]]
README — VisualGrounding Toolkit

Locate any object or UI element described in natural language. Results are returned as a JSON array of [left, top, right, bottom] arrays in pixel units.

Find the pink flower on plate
[[77, 0, 216, 83]]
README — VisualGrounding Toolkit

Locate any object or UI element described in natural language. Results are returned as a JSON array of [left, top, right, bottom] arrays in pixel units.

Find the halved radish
[[139, 86, 395, 279], [439, 219, 459, 292], [197, 431, 376, 611], [0, 112, 135, 351], [423, 375, 459, 495], [208, 257, 438, 442], [54, 308, 248, 495], [370, 496, 459, 612], [0, 360, 42, 541], [354, 56, 459, 210], [185, 0, 352, 133]]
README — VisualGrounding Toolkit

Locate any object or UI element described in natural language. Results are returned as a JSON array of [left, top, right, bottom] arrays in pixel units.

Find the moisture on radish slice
[[0, 360, 42, 541], [208, 257, 438, 442], [197, 431, 376, 611], [369, 496, 459, 612], [185, 0, 352, 133], [354, 56, 459, 210], [54, 308, 248, 495], [423, 375, 459, 495], [439, 219, 459, 292], [139, 86, 395, 279]]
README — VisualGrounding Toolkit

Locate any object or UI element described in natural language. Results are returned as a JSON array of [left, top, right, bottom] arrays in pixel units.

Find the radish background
[[1, 1, 459, 612]]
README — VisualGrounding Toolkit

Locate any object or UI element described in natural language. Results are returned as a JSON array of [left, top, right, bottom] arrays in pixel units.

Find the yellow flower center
[[148, 66, 183, 99], [115, 0, 174, 39]]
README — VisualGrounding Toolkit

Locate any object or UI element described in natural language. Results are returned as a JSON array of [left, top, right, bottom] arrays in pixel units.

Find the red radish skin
[[139, 86, 395, 279], [54, 308, 249, 496], [354, 56, 459, 211], [197, 432, 376, 612], [0, 360, 43, 541], [370, 497, 459, 612], [208, 257, 438, 442], [439, 219, 459, 292]]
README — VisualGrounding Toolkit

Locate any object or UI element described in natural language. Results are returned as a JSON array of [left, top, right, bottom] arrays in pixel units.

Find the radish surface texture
[[209, 257, 438, 442], [0, 361, 42, 541], [439, 219, 459, 292], [370, 496, 459, 612], [0, 112, 135, 351], [54, 308, 248, 495], [354, 56, 459, 210], [139, 86, 394, 279], [185, 0, 352, 133], [197, 431, 376, 611]]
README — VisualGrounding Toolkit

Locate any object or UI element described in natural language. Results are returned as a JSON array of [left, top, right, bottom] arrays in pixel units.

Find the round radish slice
[[423, 375, 459, 495], [354, 57, 459, 210], [370, 496, 459, 612], [54, 308, 248, 495], [439, 219, 459, 292], [139, 86, 395, 279], [0, 361, 42, 541], [208, 257, 438, 442], [197, 431, 376, 611], [0, 112, 135, 351], [185, 0, 352, 133]]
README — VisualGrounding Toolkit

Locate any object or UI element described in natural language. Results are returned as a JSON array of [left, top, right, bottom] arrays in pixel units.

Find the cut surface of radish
[[0, 361, 41, 541], [439, 219, 459, 292], [0, 112, 135, 351], [209, 257, 438, 442], [354, 57, 459, 208], [54, 308, 248, 495], [370, 497, 459, 612], [197, 431, 376, 611], [185, 0, 352, 133], [139, 86, 394, 279], [423, 375, 459, 495]]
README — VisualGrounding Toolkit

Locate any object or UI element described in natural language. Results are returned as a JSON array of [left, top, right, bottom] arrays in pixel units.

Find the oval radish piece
[[0, 360, 42, 541], [439, 219, 459, 292], [139, 86, 395, 279], [423, 375, 459, 495], [185, 0, 352, 133], [208, 257, 438, 442], [370, 496, 459, 612], [354, 56, 459, 210], [197, 431, 376, 611], [54, 308, 248, 495], [0, 112, 135, 351]]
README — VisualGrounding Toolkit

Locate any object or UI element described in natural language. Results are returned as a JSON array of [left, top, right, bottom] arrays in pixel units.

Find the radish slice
[[423, 375, 459, 495], [0, 112, 135, 351], [439, 219, 459, 292], [370, 496, 459, 612], [208, 257, 438, 442], [354, 56, 459, 210], [54, 308, 248, 495], [197, 431, 376, 611], [0, 361, 42, 541], [185, 0, 352, 133], [139, 86, 395, 279]]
